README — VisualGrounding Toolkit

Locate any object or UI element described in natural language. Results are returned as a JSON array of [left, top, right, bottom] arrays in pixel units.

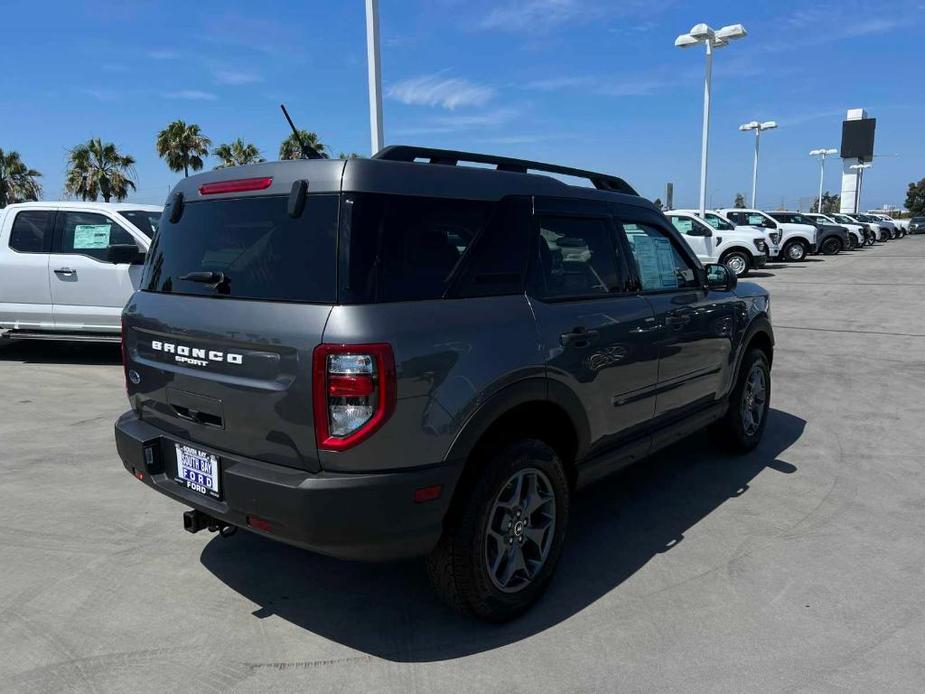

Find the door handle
[[665, 314, 692, 328], [54, 267, 77, 276], [560, 327, 598, 348], [630, 323, 660, 334]]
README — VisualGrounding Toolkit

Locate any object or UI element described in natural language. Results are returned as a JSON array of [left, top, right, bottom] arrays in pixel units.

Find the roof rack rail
[[373, 145, 638, 196]]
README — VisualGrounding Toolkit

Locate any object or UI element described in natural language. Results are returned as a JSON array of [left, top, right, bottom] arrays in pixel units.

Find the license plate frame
[[174, 444, 221, 499]]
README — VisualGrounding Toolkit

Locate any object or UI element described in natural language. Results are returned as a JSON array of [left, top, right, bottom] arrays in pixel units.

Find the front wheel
[[426, 439, 570, 622], [820, 237, 843, 255], [782, 240, 808, 262], [720, 250, 751, 277], [713, 349, 771, 452]]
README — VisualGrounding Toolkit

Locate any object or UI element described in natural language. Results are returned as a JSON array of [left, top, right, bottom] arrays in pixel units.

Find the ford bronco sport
[[115, 146, 774, 621]]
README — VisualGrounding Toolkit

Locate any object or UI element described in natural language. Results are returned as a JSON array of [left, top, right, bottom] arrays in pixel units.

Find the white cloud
[[524, 74, 667, 96], [213, 69, 263, 85], [387, 74, 494, 110], [480, 0, 586, 33], [161, 90, 218, 101], [393, 108, 518, 136]]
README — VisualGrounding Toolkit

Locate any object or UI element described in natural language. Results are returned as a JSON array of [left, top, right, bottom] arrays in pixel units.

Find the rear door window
[[143, 194, 338, 303], [9, 210, 54, 253], [530, 216, 624, 300]]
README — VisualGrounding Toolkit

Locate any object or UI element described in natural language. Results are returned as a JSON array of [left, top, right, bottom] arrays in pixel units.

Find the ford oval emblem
[[128, 370, 141, 385]]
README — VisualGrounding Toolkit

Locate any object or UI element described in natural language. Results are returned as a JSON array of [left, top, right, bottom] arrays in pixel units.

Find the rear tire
[[720, 250, 751, 278], [820, 237, 843, 255], [782, 240, 808, 262], [426, 439, 570, 622], [713, 349, 771, 453]]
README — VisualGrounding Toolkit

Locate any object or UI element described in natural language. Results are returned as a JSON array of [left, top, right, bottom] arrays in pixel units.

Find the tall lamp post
[[739, 120, 777, 208], [809, 148, 838, 213], [850, 163, 872, 212], [365, 0, 384, 155], [675, 22, 748, 216]]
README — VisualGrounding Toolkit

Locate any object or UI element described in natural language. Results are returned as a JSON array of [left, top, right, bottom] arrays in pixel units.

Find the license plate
[[174, 444, 221, 499]]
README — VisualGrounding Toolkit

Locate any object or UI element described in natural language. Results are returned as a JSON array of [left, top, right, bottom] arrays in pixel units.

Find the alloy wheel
[[485, 467, 556, 593], [741, 363, 767, 437]]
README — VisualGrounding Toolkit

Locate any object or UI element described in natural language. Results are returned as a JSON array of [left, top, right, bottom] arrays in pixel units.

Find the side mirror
[[107, 244, 145, 265], [705, 263, 737, 291]]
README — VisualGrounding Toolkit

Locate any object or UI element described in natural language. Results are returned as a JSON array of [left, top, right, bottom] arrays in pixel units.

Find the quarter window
[[9, 210, 54, 253], [56, 212, 138, 261], [622, 222, 699, 291], [531, 216, 623, 300]]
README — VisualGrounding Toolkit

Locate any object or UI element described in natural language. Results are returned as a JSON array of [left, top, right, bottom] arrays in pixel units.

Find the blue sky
[[1, 0, 922, 209]]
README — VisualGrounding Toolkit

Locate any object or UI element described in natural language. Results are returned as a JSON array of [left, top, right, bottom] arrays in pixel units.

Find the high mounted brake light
[[312, 344, 396, 451], [198, 177, 273, 196]]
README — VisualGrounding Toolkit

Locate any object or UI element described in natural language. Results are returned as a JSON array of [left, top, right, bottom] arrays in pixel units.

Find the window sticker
[[628, 233, 661, 290], [654, 238, 680, 289], [672, 218, 694, 234], [74, 224, 112, 249]]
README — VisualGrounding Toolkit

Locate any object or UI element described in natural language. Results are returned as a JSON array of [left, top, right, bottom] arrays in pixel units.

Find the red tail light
[[199, 177, 273, 196], [312, 343, 396, 451]]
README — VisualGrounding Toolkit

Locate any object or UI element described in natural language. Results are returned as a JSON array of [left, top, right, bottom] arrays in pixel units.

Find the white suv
[[0, 201, 162, 342], [667, 210, 769, 277], [720, 208, 817, 262]]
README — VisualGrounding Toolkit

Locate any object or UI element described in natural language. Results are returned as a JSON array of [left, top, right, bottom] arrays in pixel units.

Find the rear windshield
[[142, 194, 338, 303], [118, 209, 162, 238]]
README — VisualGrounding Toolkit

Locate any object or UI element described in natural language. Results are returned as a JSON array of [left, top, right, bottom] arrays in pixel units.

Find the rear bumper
[[114, 412, 463, 561]]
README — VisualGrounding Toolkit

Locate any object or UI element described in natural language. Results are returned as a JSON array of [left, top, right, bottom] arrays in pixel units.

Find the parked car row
[[667, 206, 912, 277]]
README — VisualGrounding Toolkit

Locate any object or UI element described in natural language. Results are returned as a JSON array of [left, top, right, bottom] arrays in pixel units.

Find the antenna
[[279, 104, 323, 160]]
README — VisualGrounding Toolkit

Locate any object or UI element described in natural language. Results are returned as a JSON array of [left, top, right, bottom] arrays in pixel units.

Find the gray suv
[[115, 146, 774, 621]]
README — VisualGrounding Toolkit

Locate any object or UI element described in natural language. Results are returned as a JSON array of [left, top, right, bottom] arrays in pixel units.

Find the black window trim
[[7, 209, 57, 255]]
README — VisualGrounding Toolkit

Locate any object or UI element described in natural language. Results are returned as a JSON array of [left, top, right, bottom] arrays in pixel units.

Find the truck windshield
[[117, 210, 162, 238], [142, 194, 338, 303]]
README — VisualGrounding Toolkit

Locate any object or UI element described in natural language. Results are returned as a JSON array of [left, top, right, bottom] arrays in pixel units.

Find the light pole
[[850, 163, 872, 212], [675, 22, 748, 216], [739, 121, 777, 208], [809, 148, 838, 213], [365, 0, 384, 155]]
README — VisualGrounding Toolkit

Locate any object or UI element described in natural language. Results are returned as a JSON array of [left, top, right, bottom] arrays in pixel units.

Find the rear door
[[527, 197, 659, 454], [48, 210, 145, 331], [0, 209, 55, 330], [617, 212, 739, 419], [123, 192, 340, 472]]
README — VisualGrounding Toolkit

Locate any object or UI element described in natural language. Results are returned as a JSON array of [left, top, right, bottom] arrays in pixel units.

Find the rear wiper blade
[[179, 271, 225, 285]]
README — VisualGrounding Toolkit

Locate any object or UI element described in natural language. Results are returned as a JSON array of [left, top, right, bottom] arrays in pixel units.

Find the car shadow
[[745, 271, 775, 278], [201, 408, 804, 662], [0, 340, 121, 365]]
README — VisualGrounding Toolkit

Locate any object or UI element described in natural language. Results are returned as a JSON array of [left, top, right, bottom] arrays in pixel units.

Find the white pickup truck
[[666, 210, 770, 277], [720, 208, 818, 262], [0, 201, 162, 343]]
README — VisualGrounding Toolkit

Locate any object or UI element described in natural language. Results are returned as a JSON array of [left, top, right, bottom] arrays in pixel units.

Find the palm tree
[[279, 130, 328, 160], [156, 120, 211, 177], [0, 149, 42, 208], [65, 138, 136, 202], [213, 139, 265, 169]]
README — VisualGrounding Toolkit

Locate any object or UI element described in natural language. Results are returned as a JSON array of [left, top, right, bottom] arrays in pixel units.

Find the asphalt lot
[[2, 236, 924, 693]]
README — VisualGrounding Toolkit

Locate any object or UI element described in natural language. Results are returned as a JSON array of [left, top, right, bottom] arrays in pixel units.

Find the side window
[[669, 216, 694, 235], [56, 212, 138, 262], [9, 211, 54, 253], [622, 222, 699, 291], [343, 194, 493, 303], [531, 216, 622, 300]]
